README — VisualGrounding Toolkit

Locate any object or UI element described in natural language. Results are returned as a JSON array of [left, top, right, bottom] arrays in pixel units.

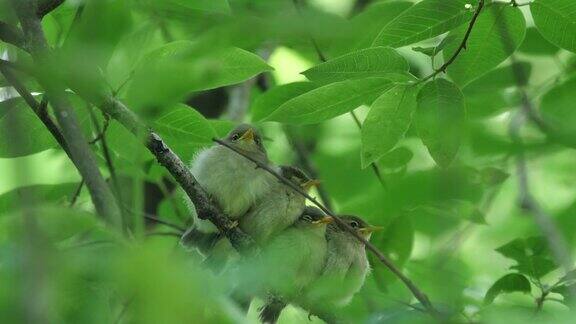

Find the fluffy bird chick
[[239, 166, 319, 244], [186, 124, 273, 234], [306, 215, 382, 308]]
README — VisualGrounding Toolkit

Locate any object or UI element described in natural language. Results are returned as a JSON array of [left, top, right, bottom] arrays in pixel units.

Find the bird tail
[[258, 297, 286, 324]]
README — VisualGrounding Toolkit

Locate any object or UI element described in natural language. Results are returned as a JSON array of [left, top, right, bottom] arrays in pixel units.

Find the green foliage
[[531, 0, 576, 53], [1, 0, 576, 322], [361, 85, 417, 168], [445, 4, 526, 86], [416, 79, 465, 168], [484, 273, 531, 305]]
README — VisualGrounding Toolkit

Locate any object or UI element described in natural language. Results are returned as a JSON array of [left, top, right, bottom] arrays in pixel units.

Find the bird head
[[296, 206, 333, 228], [224, 124, 267, 160], [333, 215, 383, 240], [280, 166, 320, 192]]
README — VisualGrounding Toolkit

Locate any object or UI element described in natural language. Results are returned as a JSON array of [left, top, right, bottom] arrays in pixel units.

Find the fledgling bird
[[259, 214, 381, 323], [239, 166, 320, 244], [184, 124, 274, 235]]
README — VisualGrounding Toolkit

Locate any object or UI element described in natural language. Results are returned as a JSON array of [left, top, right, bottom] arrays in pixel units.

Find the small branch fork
[[420, 0, 485, 83], [213, 138, 436, 314]]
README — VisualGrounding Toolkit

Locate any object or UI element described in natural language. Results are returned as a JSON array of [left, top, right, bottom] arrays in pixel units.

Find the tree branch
[[419, 0, 485, 83], [96, 97, 256, 252], [36, 0, 65, 18], [10, 0, 122, 228], [0, 21, 26, 49], [213, 138, 436, 314]]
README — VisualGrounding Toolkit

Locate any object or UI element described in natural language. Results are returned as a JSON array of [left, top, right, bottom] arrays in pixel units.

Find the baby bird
[[239, 166, 319, 244], [234, 208, 331, 321], [306, 216, 382, 308], [185, 124, 273, 234]]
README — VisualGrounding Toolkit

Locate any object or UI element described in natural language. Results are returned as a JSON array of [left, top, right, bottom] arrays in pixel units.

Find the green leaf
[[127, 42, 273, 110], [463, 62, 532, 92], [540, 76, 576, 147], [136, 0, 231, 18], [518, 27, 560, 56], [361, 85, 417, 168], [331, 1, 411, 56], [496, 237, 557, 278], [531, 0, 576, 53], [372, 0, 473, 48], [0, 97, 57, 158], [302, 47, 409, 83], [0, 183, 78, 215], [378, 147, 414, 169], [416, 79, 465, 168], [251, 82, 317, 122], [444, 4, 526, 86], [266, 77, 394, 125], [154, 104, 217, 161], [479, 167, 510, 186], [411, 199, 486, 225], [484, 273, 531, 305]]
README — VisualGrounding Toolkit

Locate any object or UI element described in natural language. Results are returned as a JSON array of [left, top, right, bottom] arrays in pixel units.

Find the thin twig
[[419, 0, 485, 83], [36, 0, 65, 18], [142, 213, 186, 233], [213, 138, 436, 314], [146, 231, 182, 238], [69, 179, 84, 207], [88, 113, 111, 144]]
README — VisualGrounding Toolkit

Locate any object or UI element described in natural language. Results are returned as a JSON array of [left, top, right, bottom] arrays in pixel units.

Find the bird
[[259, 214, 382, 323], [182, 124, 274, 238], [255, 207, 332, 324], [239, 165, 320, 245], [304, 215, 382, 311]]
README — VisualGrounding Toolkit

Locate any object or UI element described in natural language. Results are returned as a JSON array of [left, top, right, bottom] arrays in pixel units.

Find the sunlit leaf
[[531, 0, 576, 53], [484, 273, 531, 305], [540, 75, 576, 147], [361, 85, 417, 168], [496, 237, 557, 278], [0, 183, 78, 215], [444, 4, 526, 86], [378, 147, 414, 169], [518, 27, 560, 56], [372, 0, 473, 48], [302, 47, 409, 83], [266, 77, 394, 125]]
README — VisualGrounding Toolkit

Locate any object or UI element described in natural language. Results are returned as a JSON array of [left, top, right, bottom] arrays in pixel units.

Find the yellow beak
[[359, 225, 384, 234], [312, 216, 334, 225], [239, 128, 255, 142], [302, 179, 321, 191]]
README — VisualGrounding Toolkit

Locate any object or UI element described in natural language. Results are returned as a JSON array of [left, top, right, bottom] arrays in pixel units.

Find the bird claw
[[226, 220, 239, 230], [307, 312, 313, 321]]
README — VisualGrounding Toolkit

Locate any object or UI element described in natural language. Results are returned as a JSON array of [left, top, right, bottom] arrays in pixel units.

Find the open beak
[[239, 128, 255, 142], [312, 216, 334, 225], [359, 225, 384, 234], [302, 179, 321, 191]]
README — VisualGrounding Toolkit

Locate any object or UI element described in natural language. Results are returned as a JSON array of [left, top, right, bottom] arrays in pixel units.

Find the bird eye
[[231, 133, 240, 141], [254, 136, 261, 145], [349, 221, 359, 228]]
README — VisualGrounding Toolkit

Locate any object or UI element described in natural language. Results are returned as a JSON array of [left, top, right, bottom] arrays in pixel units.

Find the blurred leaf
[[484, 273, 531, 305], [410, 199, 486, 225], [496, 237, 557, 278], [266, 77, 394, 124], [445, 4, 526, 86], [0, 183, 78, 215], [154, 104, 217, 161], [302, 47, 409, 83], [251, 82, 317, 122], [331, 1, 411, 56], [531, 0, 576, 53], [518, 27, 560, 56], [371, 215, 414, 291], [361, 85, 417, 168], [127, 42, 272, 110], [0, 97, 57, 158], [0, 206, 98, 243], [540, 75, 576, 147], [378, 146, 414, 169], [463, 62, 532, 92], [480, 167, 510, 186], [372, 0, 472, 48], [136, 0, 231, 18], [416, 79, 465, 168]]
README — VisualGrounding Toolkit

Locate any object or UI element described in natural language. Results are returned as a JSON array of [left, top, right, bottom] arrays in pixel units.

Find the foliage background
[[1, 0, 576, 323]]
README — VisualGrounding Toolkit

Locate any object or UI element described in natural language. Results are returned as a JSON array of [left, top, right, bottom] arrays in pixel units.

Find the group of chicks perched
[[182, 124, 381, 323]]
